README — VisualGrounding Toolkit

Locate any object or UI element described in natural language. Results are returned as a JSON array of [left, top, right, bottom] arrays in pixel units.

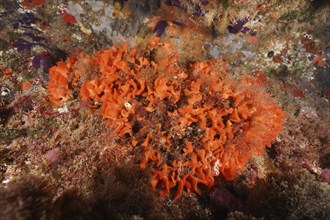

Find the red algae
[[46, 41, 285, 200], [20, 0, 45, 8], [60, 10, 77, 26]]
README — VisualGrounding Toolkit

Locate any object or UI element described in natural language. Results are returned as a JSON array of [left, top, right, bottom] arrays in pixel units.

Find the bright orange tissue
[[46, 42, 285, 200]]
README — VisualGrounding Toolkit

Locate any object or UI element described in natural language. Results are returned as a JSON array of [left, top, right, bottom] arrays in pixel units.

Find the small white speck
[[57, 105, 69, 113], [2, 177, 11, 185], [1, 87, 10, 96], [124, 102, 132, 110]]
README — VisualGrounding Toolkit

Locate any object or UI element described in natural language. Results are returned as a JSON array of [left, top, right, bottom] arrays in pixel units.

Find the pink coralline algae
[[46, 148, 62, 165]]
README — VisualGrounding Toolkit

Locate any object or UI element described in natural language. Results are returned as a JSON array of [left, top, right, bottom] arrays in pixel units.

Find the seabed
[[0, 1, 329, 219]]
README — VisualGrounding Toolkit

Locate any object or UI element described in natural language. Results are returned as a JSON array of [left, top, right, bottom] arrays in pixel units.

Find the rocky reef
[[0, 0, 329, 219]]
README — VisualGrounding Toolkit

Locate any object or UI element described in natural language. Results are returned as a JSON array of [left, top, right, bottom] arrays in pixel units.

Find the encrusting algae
[[46, 40, 285, 200]]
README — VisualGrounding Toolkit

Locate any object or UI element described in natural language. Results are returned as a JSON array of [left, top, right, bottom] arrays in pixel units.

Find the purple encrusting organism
[[24, 32, 46, 42], [227, 18, 257, 36], [154, 20, 168, 37], [32, 54, 52, 70], [13, 12, 39, 29], [14, 38, 34, 52], [308, 55, 316, 61], [165, 0, 207, 16], [250, 31, 257, 36], [228, 18, 249, 34], [14, 37, 50, 53], [188, 0, 207, 16], [241, 26, 250, 34], [201, 0, 208, 5], [192, 4, 203, 16], [165, 0, 181, 7], [12, 12, 50, 53]]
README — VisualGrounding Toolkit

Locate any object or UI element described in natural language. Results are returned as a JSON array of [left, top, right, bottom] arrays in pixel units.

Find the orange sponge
[[47, 42, 285, 200]]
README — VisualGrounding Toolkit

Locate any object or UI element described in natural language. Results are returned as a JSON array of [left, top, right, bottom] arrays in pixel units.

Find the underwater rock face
[[47, 41, 285, 199], [1, 0, 329, 218]]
